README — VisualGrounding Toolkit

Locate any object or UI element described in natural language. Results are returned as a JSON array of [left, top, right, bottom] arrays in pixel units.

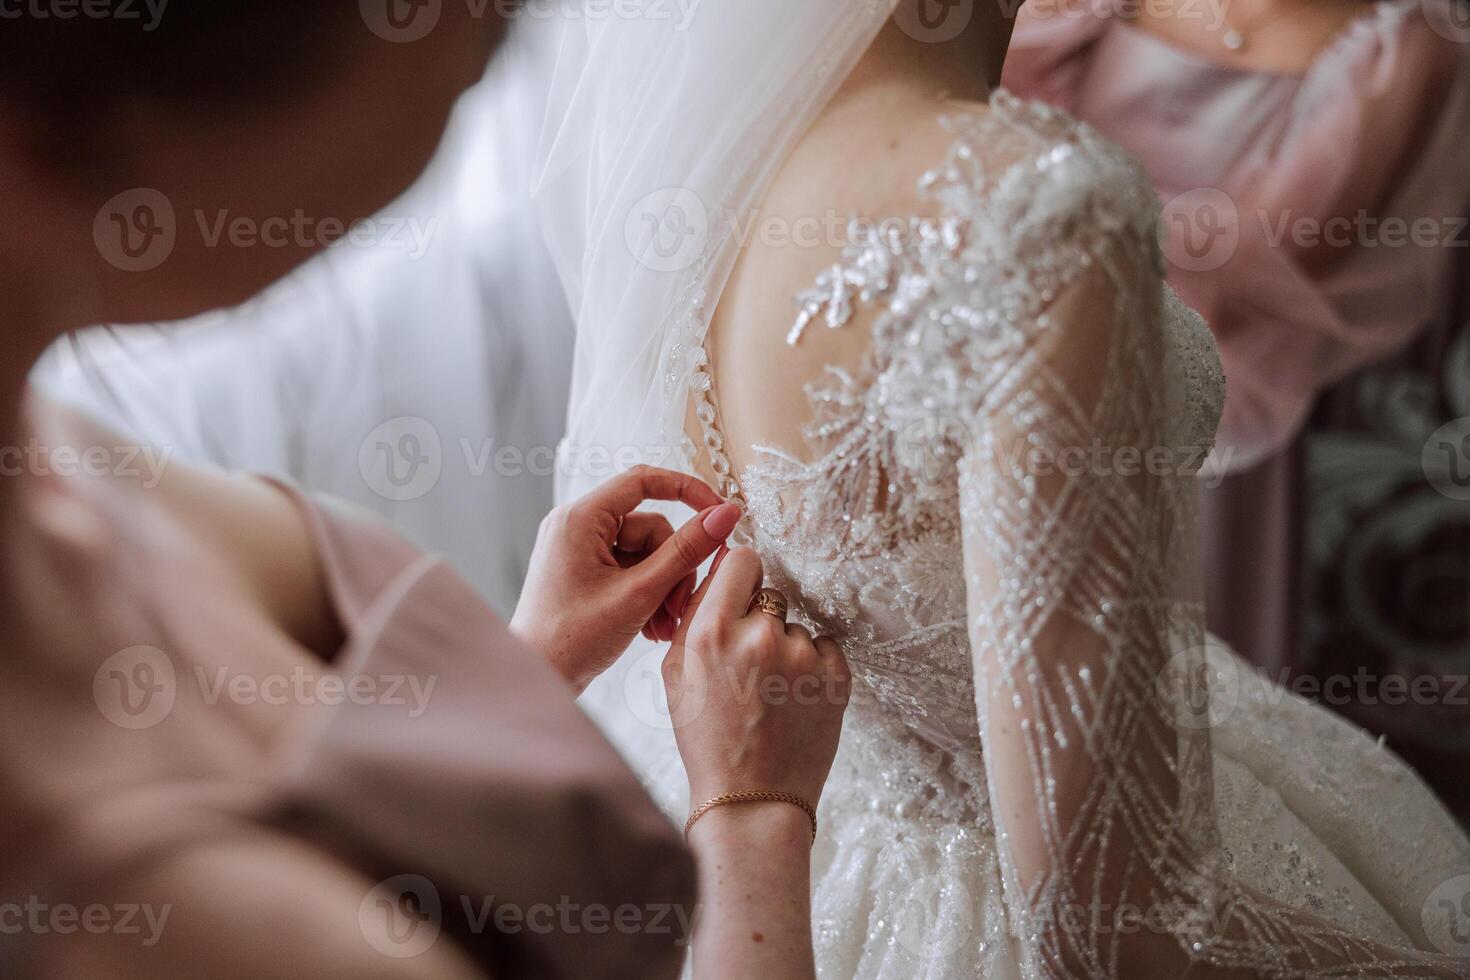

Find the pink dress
[[0, 395, 693, 978], [1004, 0, 1470, 817]]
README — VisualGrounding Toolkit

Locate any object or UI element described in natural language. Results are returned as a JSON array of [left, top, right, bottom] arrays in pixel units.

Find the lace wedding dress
[[581, 94, 1470, 977], [531, 4, 1470, 974]]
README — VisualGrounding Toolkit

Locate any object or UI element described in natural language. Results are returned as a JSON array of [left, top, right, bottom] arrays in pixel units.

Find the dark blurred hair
[[0, 4, 366, 176], [0, 4, 361, 116]]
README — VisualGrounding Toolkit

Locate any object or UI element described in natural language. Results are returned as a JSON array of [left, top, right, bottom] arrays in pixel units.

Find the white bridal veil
[[534, 0, 897, 503]]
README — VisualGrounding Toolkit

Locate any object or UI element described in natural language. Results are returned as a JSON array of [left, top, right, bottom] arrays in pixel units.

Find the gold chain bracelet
[[684, 791, 817, 843]]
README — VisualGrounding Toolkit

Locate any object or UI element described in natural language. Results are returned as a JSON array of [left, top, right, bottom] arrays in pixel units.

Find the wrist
[[507, 611, 545, 659], [508, 615, 584, 692], [685, 797, 814, 855]]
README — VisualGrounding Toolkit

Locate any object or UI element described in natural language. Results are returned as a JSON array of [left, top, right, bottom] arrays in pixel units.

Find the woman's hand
[[510, 466, 743, 692], [662, 546, 850, 980], [664, 546, 851, 819]]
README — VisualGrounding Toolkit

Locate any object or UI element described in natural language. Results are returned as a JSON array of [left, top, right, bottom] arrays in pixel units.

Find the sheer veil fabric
[[534, 0, 895, 502], [535, 3, 1470, 977]]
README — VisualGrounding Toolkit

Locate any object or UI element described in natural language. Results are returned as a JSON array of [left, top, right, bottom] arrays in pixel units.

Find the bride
[[535, 0, 1470, 975]]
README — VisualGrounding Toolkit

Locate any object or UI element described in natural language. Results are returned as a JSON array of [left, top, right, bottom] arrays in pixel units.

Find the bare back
[[689, 93, 986, 486]]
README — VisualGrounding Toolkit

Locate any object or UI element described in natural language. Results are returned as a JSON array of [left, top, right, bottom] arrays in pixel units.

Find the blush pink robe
[[0, 395, 693, 978]]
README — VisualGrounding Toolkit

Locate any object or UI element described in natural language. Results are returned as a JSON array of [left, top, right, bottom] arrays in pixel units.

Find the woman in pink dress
[[0, 7, 850, 978], [1005, 0, 1470, 819]]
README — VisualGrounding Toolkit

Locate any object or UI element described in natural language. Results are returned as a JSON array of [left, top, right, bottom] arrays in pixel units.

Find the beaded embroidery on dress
[[648, 92, 1470, 978]]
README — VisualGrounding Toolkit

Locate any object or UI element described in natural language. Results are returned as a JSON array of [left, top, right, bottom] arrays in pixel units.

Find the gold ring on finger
[[746, 588, 788, 621]]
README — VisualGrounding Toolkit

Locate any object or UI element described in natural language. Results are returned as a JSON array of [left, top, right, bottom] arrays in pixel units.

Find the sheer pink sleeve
[[12, 481, 695, 980], [1002, 0, 1113, 113], [263, 485, 698, 978]]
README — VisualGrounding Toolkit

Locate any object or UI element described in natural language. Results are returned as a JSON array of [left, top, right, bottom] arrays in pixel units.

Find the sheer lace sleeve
[[884, 106, 1217, 976], [879, 101, 1470, 979]]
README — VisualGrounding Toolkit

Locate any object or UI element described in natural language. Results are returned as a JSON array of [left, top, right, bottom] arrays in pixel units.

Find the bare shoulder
[[701, 93, 1152, 469]]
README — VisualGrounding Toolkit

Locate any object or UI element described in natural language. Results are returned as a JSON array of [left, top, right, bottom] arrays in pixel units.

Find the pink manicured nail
[[702, 501, 742, 539]]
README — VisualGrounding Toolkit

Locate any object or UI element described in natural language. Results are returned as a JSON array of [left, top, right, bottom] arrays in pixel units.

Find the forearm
[[686, 803, 816, 980]]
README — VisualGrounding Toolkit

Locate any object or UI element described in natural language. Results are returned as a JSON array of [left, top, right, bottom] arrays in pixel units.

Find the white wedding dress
[[532, 5, 1470, 976]]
